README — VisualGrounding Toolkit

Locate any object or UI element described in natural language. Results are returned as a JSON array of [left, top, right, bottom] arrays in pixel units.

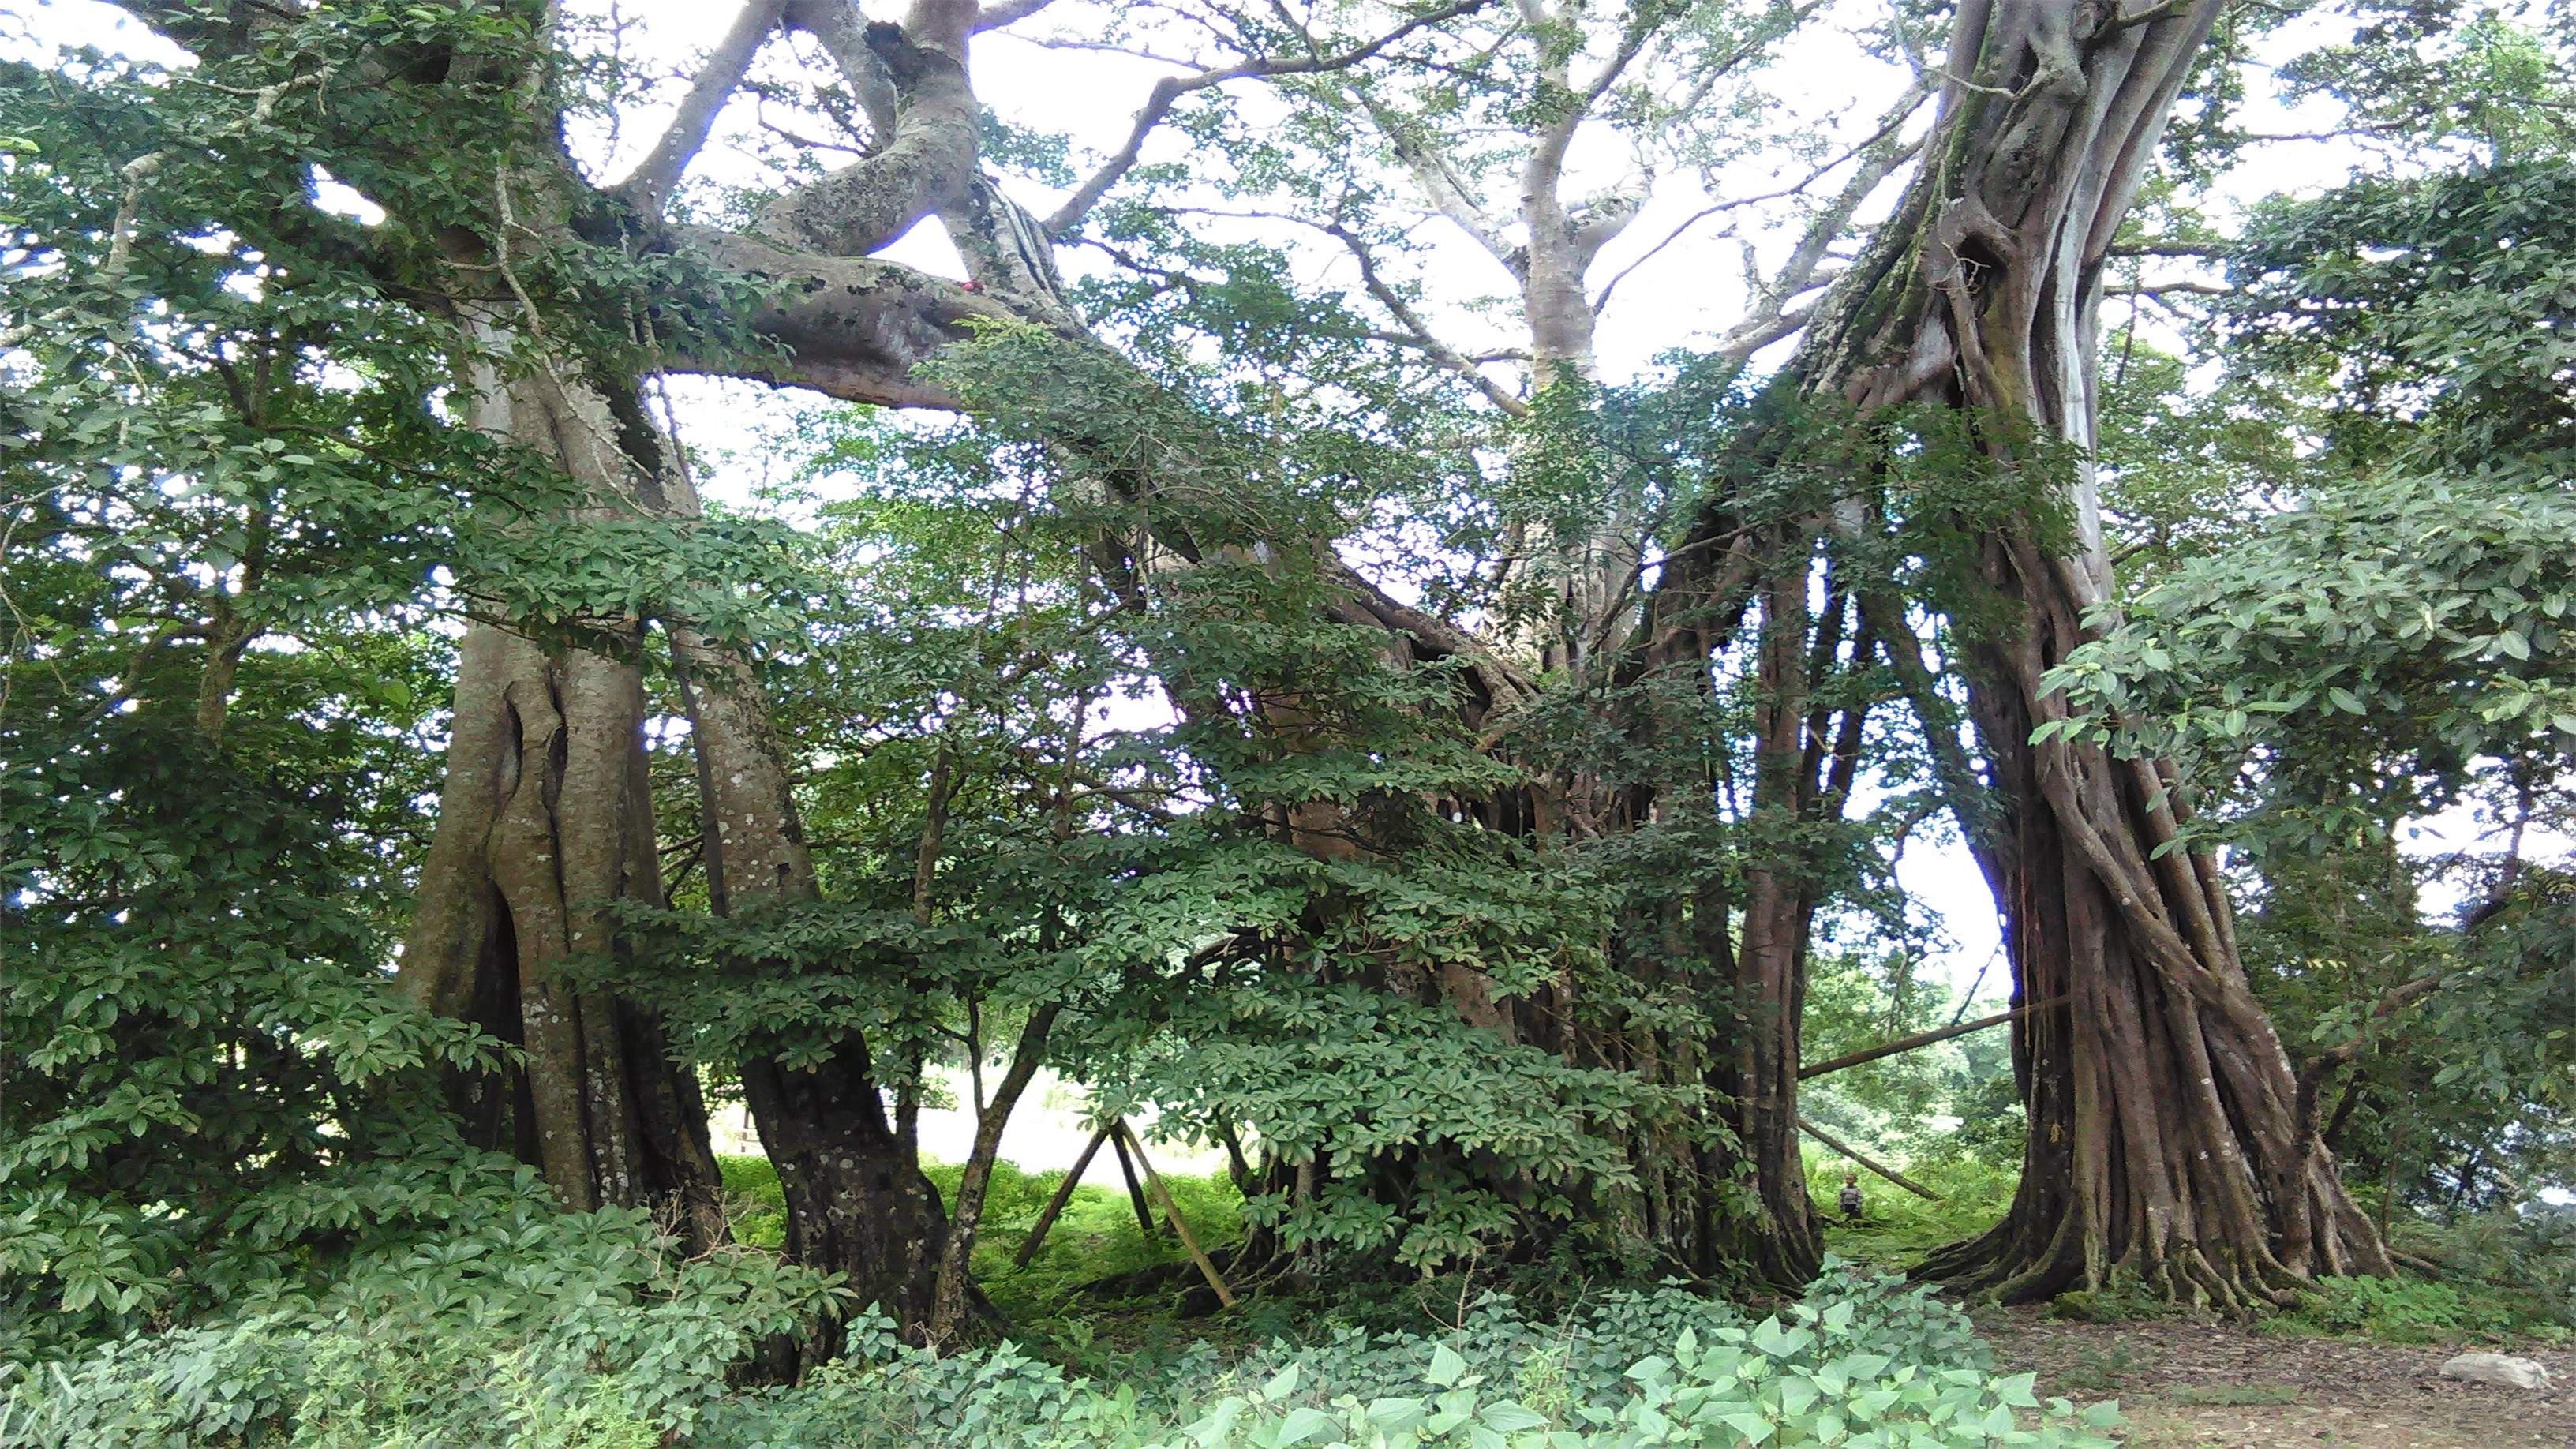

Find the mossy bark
[[1768, 0, 2391, 1306]]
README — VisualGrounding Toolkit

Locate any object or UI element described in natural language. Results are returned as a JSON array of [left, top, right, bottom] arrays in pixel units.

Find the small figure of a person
[[1837, 1171, 1863, 1222]]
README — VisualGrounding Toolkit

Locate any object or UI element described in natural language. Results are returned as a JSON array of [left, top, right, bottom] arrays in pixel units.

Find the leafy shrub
[[2400, 1204, 2576, 1331], [695, 1263, 2117, 1448], [2264, 1275, 2518, 1343], [0, 1206, 840, 1448], [2, 1236, 2110, 1449]]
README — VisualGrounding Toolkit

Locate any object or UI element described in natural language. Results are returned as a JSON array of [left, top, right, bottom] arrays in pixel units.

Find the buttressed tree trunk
[[399, 329, 727, 1250], [1777, 0, 2391, 1305], [116, 0, 1087, 1346]]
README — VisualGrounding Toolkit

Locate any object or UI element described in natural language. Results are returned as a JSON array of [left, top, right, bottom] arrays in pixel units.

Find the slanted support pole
[[1013, 1125, 1111, 1267], [1109, 1123, 1162, 1237], [1115, 1121, 1237, 1309]]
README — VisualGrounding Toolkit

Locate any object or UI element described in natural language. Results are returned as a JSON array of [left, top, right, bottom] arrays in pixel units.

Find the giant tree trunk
[[1775, 0, 2391, 1305], [399, 351, 726, 1249]]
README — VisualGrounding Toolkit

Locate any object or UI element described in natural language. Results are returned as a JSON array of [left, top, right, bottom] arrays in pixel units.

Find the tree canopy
[[5, 0, 2575, 1418]]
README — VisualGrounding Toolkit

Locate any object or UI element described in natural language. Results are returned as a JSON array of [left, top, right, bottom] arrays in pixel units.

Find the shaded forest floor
[[1973, 1309, 2574, 1447]]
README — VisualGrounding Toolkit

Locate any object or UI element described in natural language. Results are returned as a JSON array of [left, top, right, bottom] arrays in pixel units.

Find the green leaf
[[1274, 1406, 1339, 1445], [1478, 1401, 1550, 1431]]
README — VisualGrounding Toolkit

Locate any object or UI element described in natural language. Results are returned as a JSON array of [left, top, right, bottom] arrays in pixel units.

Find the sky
[[8, 0, 2545, 1006]]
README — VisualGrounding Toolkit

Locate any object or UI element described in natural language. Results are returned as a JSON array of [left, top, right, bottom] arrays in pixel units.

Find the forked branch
[[614, 0, 790, 214], [1044, 0, 1498, 238]]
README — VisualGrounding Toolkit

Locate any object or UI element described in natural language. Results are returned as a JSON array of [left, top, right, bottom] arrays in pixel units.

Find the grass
[[1807, 1150, 2018, 1271], [2160, 1383, 2301, 1406], [720, 1148, 2576, 1363], [715, 1153, 1249, 1353]]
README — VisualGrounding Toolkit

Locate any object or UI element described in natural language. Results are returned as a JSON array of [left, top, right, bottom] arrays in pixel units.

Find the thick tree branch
[[972, 0, 1058, 32], [1318, 552, 1534, 710], [786, 0, 900, 136], [757, 1, 981, 258], [2104, 279, 2231, 296], [2106, 239, 2229, 258], [614, 0, 789, 215], [663, 225, 1020, 406]]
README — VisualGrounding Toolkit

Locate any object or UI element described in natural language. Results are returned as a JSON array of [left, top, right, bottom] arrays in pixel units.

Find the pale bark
[[397, 336, 727, 1245]]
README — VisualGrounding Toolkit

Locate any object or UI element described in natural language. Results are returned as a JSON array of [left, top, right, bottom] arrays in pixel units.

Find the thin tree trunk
[[927, 1005, 1058, 1345], [670, 623, 960, 1352], [1718, 549, 1828, 1283]]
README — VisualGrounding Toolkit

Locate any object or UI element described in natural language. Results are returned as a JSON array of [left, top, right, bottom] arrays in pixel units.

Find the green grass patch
[[1810, 1151, 2017, 1270], [714, 1152, 1248, 1348], [2162, 1383, 2301, 1407], [2261, 1274, 2525, 1343]]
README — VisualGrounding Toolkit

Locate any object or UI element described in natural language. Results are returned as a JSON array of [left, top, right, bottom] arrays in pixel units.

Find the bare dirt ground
[[1975, 1308, 2576, 1447]]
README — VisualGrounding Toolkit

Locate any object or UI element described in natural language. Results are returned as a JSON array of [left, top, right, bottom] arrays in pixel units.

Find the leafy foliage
[[691, 1267, 2114, 1449], [0, 1205, 837, 1447]]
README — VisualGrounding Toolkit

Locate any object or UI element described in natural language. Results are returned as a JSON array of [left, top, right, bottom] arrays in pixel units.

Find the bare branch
[[1046, 0, 1498, 239], [1800, 997, 2065, 1078], [1662, 78, 1930, 350], [1323, 222, 1530, 417], [1798, 1115, 1942, 1200], [2105, 239, 2228, 257], [972, 0, 1058, 32], [1709, 292, 1825, 361], [2103, 279, 2232, 296], [614, 0, 789, 215]]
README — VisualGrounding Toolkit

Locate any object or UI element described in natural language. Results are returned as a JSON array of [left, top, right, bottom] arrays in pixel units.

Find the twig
[[1044, 0, 1497, 238]]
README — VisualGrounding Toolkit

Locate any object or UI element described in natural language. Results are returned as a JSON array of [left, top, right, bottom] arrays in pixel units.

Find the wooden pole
[[1798, 1114, 1942, 1201], [1013, 1125, 1111, 1267], [1115, 1121, 1237, 1308], [1796, 997, 2067, 1080], [1109, 1125, 1162, 1237]]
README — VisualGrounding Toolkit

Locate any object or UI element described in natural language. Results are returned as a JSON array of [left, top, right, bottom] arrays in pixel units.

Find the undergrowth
[[0, 1211, 2121, 1448], [691, 1267, 2123, 1447], [719, 1154, 1252, 1351], [2260, 1274, 2546, 1344], [1809, 1153, 2018, 1272]]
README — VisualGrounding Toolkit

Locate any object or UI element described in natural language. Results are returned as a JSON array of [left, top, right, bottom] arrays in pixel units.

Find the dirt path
[[1975, 1308, 2575, 1447]]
